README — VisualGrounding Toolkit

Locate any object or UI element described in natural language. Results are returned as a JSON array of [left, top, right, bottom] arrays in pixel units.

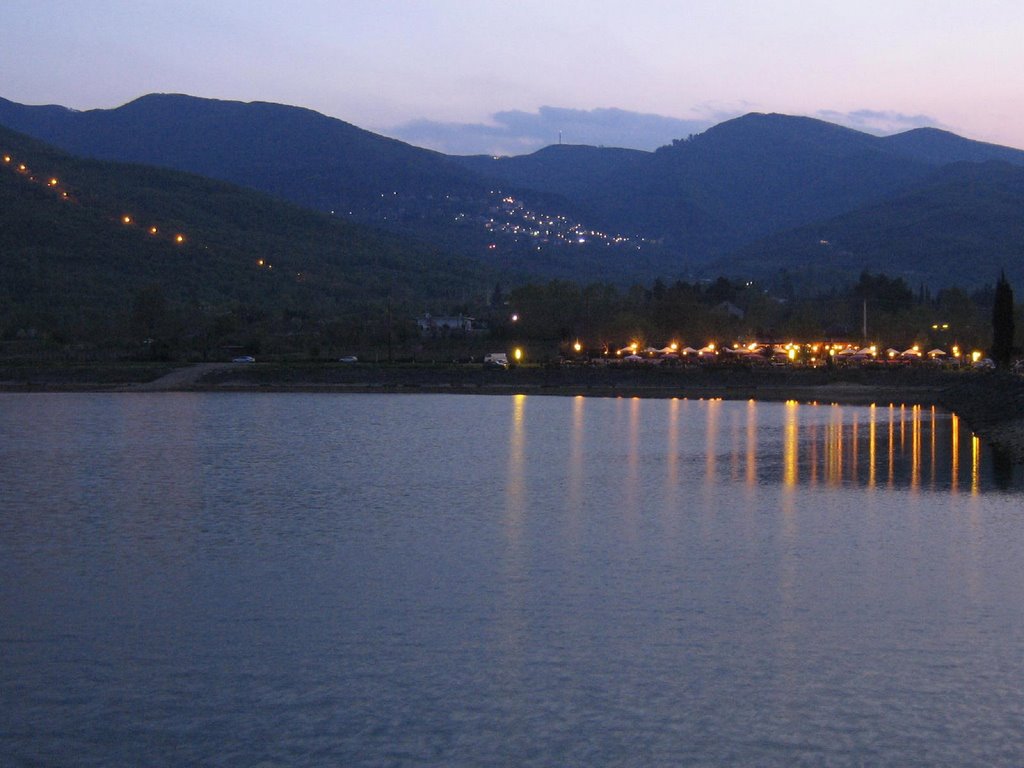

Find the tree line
[[496, 272, 1021, 360]]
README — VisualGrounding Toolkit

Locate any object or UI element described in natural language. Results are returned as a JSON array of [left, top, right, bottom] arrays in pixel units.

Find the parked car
[[339, 355, 358, 363], [232, 355, 256, 363]]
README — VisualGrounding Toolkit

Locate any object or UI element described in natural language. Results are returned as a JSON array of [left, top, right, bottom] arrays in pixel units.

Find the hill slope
[[0, 94, 669, 282], [0, 124, 492, 342], [716, 161, 1024, 289]]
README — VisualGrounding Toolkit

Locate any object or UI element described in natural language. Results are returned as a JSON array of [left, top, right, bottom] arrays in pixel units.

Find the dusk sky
[[5, 1, 1023, 155]]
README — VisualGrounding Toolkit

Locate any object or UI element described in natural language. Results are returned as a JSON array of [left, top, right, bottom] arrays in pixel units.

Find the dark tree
[[853, 271, 913, 313], [991, 271, 1015, 369]]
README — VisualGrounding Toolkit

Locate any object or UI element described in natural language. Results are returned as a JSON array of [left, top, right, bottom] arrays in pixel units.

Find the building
[[416, 313, 488, 337]]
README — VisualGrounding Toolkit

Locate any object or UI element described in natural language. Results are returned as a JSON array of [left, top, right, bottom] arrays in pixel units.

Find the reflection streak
[[951, 414, 959, 494], [771, 400, 991, 493], [911, 405, 921, 491], [746, 400, 757, 490], [667, 398, 680, 491], [972, 435, 981, 495], [868, 404, 877, 489], [705, 399, 720, 487], [784, 401, 798, 488], [567, 395, 585, 535], [504, 394, 526, 545]]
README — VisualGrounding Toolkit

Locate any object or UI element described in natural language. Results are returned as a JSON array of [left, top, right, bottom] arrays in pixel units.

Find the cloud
[[815, 109, 945, 135], [385, 106, 716, 156]]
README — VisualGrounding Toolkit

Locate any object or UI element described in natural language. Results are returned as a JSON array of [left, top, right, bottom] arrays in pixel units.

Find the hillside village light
[[511, 313, 519, 322], [972, 351, 983, 363], [573, 340, 582, 353], [175, 234, 185, 244], [2, 155, 10, 162], [513, 347, 523, 362], [122, 215, 132, 224], [149, 226, 158, 235]]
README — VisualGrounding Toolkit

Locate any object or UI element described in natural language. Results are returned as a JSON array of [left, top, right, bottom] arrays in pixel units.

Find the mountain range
[[2, 93, 1023, 292]]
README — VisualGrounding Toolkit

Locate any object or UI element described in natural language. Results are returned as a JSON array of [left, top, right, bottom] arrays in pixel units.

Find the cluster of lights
[[4, 151, 71, 201], [567, 337, 987, 367], [5, 149, 311, 284], [120, 212, 185, 245], [475, 193, 644, 252], [4, 149, 189, 246]]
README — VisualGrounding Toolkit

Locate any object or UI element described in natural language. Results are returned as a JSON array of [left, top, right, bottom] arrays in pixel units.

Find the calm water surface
[[2, 393, 1023, 767]]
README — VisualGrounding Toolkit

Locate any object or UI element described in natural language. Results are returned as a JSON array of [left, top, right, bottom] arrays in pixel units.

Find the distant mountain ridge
[[0, 93, 486, 210], [2, 94, 1023, 288], [717, 159, 1024, 289], [458, 113, 1024, 258]]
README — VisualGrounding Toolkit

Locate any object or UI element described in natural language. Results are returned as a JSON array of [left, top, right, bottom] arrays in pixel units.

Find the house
[[416, 313, 488, 337]]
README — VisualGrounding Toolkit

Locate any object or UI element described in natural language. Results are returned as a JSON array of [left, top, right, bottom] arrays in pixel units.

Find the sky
[[3, 0, 1024, 155]]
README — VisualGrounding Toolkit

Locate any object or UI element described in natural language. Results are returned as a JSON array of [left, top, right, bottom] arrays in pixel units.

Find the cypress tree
[[991, 271, 1015, 369]]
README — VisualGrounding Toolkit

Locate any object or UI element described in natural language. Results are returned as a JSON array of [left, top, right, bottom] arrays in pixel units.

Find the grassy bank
[[0, 361, 178, 390]]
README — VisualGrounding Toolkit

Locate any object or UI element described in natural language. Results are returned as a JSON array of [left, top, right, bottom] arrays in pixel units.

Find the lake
[[2, 393, 1023, 766]]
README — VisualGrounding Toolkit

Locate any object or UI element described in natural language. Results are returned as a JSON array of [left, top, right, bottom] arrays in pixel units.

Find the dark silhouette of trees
[[853, 271, 913, 313], [991, 271, 1015, 368]]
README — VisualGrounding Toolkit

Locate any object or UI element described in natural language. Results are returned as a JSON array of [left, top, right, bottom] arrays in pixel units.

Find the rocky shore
[[939, 372, 1024, 464]]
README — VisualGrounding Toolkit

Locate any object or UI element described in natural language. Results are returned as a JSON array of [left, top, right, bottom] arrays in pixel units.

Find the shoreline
[[173, 381, 944, 406], [1, 361, 950, 404], [3, 362, 1022, 462]]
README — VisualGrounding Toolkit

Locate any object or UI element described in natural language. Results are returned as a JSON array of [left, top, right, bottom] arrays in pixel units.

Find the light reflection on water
[[521, 392, 1020, 497], [1, 392, 1023, 767]]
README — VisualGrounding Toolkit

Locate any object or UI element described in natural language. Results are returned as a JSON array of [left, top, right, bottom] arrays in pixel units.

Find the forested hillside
[[0, 125, 492, 352]]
